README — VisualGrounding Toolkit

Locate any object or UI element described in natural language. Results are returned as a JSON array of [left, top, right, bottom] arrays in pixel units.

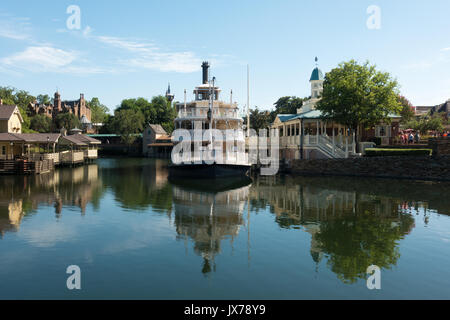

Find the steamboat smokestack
[[201, 61, 209, 84]]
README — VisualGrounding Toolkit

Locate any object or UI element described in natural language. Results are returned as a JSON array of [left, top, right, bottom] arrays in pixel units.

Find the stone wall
[[429, 138, 450, 156], [290, 155, 450, 181]]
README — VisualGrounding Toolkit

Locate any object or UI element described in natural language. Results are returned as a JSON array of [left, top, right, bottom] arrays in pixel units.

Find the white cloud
[[441, 47, 450, 52], [20, 222, 78, 248], [1, 46, 77, 69], [96, 36, 202, 73], [0, 14, 31, 40], [0, 46, 110, 74]]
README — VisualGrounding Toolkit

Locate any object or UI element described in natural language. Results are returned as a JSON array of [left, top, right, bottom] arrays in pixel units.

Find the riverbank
[[288, 155, 450, 181]]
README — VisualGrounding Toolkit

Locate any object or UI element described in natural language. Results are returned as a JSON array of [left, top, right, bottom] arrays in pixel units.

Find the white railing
[[84, 149, 98, 159], [60, 151, 84, 163], [280, 133, 356, 158], [177, 108, 240, 120], [28, 153, 60, 164]]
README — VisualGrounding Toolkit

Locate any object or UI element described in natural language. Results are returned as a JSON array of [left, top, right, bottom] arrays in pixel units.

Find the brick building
[[28, 91, 92, 122]]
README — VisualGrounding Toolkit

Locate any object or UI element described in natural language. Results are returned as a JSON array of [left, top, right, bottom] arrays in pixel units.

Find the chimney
[[80, 93, 84, 101], [201, 61, 209, 84]]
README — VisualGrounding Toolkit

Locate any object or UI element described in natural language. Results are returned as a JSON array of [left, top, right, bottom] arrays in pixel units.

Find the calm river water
[[0, 158, 449, 299]]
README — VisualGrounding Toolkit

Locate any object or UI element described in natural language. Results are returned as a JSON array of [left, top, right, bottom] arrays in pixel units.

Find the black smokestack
[[202, 61, 209, 84]]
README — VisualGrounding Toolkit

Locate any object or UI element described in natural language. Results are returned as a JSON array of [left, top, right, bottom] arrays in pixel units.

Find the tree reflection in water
[[2, 158, 450, 285], [250, 175, 426, 283]]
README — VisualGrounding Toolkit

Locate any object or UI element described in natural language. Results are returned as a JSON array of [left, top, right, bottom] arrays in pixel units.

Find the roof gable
[[276, 114, 297, 123], [0, 105, 23, 122], [148, 124, 167, 134]]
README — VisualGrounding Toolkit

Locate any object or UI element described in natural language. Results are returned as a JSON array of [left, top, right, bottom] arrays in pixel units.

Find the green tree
[[427, 113, 446, 132], [397, 95, 415, 123], [316, 60, 401, 142], [249, 107, 272, 131], [116, 95, 176, 133], [37, 94, 51, 105], [150, 95, 176, 133], [87, 97, 109, 123], [0, 86, 36, 132], [271, 96, 305, 121], [55, 113, 81, 130], [30, 114, 53, 133], [99, 114, 115, 134], [404, 112, 446, 134], [112, 109, 144, 145]]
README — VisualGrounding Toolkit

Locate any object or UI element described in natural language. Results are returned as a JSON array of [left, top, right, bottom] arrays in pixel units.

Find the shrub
[[367, 137, 382, 146], [365, 148, 432, 157]]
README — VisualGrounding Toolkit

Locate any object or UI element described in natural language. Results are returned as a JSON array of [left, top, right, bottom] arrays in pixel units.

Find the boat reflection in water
[[171, 177, 252, 275], [1, 159, 450, 299]]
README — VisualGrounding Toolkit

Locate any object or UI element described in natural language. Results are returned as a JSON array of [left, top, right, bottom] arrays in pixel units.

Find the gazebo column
[[316, 121, 319, 141], [332, 128, 335, 155]]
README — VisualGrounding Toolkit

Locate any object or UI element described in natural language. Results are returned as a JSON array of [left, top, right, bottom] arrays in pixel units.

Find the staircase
[[305, 134, 355, 159]]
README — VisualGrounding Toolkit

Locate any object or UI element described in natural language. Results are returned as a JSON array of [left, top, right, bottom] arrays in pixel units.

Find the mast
[[184, 89, 187, 113], [247, 64, 250, 137], [230, 89, 233, 107]]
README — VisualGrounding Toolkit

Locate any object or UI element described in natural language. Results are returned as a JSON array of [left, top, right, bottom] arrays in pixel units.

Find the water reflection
[[0, 164, 102, 236], [171, 178, 252, 275], [251, 176, 418, 283], [1, 158, 449, 286]]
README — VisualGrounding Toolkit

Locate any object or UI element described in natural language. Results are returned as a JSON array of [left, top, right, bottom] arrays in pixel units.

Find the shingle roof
[[277, 114, 298, 123], [13, 133, 61, 143], [80, 115, 91, 124], [294, 109, 323, 119], [59, 135, 87, 146], [277, 109, 401, 123], [0, 105, 21, 120], [0, 133, 24, 142], [276, 110, 323, 122], [148, 124, 167, 134], [0, 133, 60, 143], [68, 134, 101, 145]]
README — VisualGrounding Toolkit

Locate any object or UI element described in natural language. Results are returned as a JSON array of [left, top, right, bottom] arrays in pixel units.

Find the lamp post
[[10, 142, 13, 160]]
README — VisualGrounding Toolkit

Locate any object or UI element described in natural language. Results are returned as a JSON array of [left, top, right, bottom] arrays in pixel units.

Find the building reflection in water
[[171, 178, 252, 275], [250, 175, 418, 283], [0, 164, 101, 237], [2, 158, 449, 284]]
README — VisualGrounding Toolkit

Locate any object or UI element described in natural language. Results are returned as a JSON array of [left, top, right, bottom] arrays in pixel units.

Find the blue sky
[[0, 0, 449, 113]]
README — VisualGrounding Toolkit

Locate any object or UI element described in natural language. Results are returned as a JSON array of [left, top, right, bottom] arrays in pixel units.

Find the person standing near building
[[409, 133, 414, 144], [414, 132, 420, 144]]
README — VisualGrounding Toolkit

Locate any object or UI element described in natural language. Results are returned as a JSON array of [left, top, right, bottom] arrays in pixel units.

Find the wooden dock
[[0, 159, 54, 175]]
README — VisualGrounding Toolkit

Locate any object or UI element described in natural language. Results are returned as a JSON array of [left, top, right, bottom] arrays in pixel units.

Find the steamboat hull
[[168, 163, 250, 179]]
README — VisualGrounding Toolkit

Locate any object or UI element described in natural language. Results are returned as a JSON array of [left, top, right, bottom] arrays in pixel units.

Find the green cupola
[[310, 57, 324, 81]]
